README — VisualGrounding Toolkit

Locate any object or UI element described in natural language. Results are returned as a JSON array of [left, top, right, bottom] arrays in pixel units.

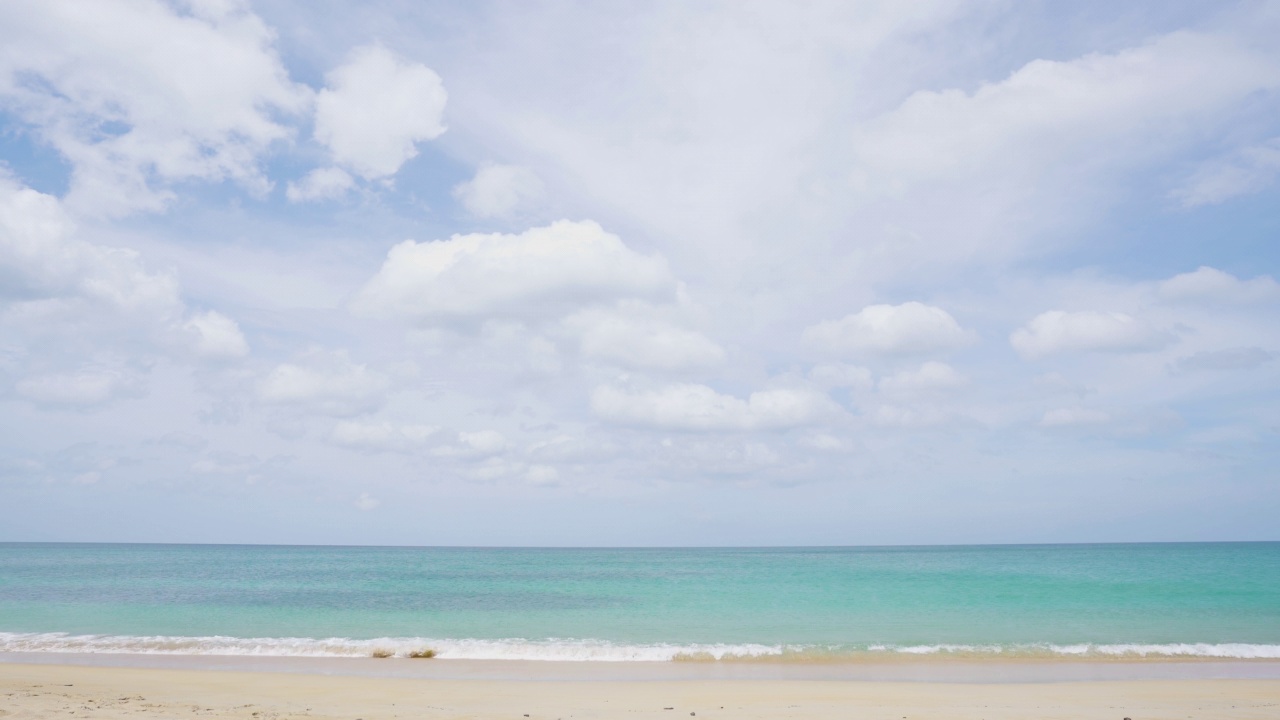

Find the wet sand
[[6, 652, 1280, 682], [3, 661, 1280, 720]]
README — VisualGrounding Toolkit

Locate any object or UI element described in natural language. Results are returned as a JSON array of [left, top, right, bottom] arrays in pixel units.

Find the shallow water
[[1, 542, 1278, 661]]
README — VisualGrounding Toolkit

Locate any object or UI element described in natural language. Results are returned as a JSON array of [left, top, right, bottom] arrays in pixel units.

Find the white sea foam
[[0, 633, 781, 662], [867, 642, 1280, 659], [1, 633, 1278, 661], [1048, 643, 1280, 659]]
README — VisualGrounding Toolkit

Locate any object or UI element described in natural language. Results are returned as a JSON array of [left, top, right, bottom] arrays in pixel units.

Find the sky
[[1, 0, 1278, 546]]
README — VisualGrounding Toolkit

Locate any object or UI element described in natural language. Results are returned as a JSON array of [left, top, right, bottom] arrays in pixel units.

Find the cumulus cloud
[[1039, 407, 1111, 427], [850, 32, 1280, 195], [827, 28, 1280, 282], [878, 361, 966, 396], [351, 220, 675, 323], [1010, 310, 1172, 359], [802, 302, 971, 357], [591, 383, 839, 431], [258, 350, 389, 417], [329, 420, 439, 452], [286, 167, 355, 203], [314, 45, 446, 179], [1, 177, 252, 407], [567, 308, 725, 371], [354, 493, 380, 511], [1173, 138, 1280, 207], [453, 163, 545, 218], [15, 367, 143, 407], [0, 178, 180, 316], [1158, 266, 1280, 304], [182, 311, 249, 359], [0, 0, 309, 215]]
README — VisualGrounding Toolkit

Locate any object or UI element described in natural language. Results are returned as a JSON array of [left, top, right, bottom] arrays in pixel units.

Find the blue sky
[[1, 0, 1278, 546]]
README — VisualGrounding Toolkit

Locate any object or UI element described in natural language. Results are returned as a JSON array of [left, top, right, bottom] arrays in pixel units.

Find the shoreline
[[6, 631, 1279, 663], [3, 662, 1279, 720], [5, 651, 1280, 683]]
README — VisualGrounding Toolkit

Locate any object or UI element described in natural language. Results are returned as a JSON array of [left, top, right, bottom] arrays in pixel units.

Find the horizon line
[[2, 539, 1276, 550]]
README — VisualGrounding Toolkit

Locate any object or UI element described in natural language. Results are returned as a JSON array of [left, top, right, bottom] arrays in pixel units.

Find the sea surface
[[1, 542, 1278, 662]]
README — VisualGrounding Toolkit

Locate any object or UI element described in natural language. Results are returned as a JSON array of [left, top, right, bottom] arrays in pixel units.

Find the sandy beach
[[3, 662, 1279, 720]]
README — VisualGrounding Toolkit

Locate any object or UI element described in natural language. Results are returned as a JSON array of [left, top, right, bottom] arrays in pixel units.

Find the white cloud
[[0, 178, 180, 316], [258, 350, 389, 417], [1, 177, 252, 403], [808, 363, 874, 390], [330, 420, 439, 452], [15, 367, 143, 407], [851, 32, 1280, 194], [1010, 310, 1172, 359], [1158, 266, 1280, 304], [0, 0, 309, 215], [351, 220, 676, 323], [653, 436, 784, 476], [1039, 407, 1111, 428], [459, 429, 508, 454], [567, 308, 724, 371], [825, 28, 1280, 282], [314, 45, 446, 179], [183, 310, 249, 359], [285, 167, 355, 203], [453, 163, 545, 218], [433, 430, 508, 458], [591, 383, 839, 431], [878, 361, 966, 396], [1174, 138, 1280, 207], [802, 302, 970, 357], [354, 492, 380, 511]]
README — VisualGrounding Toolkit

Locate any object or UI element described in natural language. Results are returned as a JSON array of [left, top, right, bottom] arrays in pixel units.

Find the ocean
[[1, 542, 1278, 662]]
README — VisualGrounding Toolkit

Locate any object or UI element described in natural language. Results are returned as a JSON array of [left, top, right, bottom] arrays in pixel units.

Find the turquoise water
[[1, 542, 1278, 661]]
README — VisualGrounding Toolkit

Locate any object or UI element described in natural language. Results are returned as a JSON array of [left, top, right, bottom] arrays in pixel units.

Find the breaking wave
[[2, 633, 1279, 661]]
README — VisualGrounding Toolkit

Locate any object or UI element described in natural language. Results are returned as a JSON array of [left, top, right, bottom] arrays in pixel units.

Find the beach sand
[[2, 662, 1279, 720]]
